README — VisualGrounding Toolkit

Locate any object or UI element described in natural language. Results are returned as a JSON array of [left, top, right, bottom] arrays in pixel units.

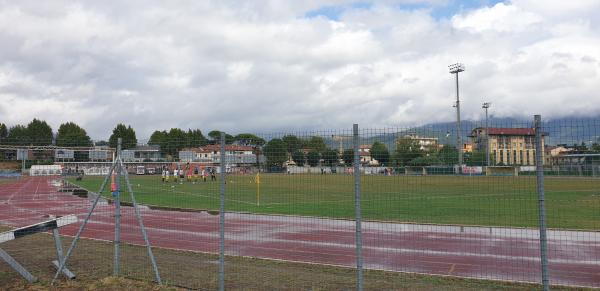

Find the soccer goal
[[405, 166, 427, 176], [485, 166, 519, 176]]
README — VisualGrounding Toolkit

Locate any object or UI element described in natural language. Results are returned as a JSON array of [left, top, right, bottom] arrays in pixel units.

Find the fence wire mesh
[[0, 116, 599, 290]]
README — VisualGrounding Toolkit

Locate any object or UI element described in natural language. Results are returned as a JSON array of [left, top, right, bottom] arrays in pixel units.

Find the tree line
[[148, 130, 266, 158], [7, 119, 595, 167], [0, 119, 138, 148], [262, 135, 492, 168], [0, 119, 271, 161], [0, 119, 92, 147]]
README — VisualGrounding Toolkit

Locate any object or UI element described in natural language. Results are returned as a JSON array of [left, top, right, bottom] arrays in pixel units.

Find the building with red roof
[[470, 127, 545, 166]]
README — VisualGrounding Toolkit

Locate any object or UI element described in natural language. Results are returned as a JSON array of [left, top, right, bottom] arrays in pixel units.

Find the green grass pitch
[[68, 174, 600, 230]]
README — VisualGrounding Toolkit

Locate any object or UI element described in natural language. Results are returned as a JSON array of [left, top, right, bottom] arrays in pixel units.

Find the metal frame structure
[[51, 138, 161, 284], [0, 215, 78, 283]]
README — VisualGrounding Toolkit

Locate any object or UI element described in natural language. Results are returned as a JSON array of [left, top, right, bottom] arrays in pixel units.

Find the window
[[513, 150, 517, 164], [520, 150, 523, 165]]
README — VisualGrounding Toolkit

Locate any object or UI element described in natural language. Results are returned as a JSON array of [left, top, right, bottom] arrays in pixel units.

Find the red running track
[[0, 176, 599, 287]]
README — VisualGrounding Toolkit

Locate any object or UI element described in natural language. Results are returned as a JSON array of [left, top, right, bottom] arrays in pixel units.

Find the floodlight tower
[[449, 63, 465, 172], [482, 102, 491, 167]]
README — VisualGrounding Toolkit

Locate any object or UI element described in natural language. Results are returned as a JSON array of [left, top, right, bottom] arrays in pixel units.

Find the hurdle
[[0, 214, 78, 283]]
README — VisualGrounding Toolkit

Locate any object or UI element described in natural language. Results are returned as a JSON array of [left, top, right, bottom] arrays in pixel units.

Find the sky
[[0, 0, 599, 140]]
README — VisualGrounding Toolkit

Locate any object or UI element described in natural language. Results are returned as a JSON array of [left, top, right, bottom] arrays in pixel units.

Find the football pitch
[[68, 174, 600, 230]]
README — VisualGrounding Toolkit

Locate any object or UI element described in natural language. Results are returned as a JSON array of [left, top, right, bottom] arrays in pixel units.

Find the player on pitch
[[187, 164, 193, 183], [193, 165, 199, 183]]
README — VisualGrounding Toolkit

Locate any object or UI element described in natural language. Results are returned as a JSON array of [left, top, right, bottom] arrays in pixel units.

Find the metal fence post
[[52, 162, 117, 284], [353, 124, 363, 291], [534, 115, 550, 291], [121, 158, 162, 284], [114, 138, 122, 276], [219, 133, 226, 291]]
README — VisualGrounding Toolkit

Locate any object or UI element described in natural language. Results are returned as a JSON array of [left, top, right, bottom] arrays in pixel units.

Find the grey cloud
[[0, 1, 599, 140]]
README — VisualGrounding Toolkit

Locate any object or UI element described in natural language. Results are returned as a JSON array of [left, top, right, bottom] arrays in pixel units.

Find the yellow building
[[463, 143, 474, 153], [470, 128, 545, 166]]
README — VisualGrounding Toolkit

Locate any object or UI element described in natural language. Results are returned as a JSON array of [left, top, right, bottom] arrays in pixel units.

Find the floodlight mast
[[448, 63, 465, 173], [482, 102, 491, 167]]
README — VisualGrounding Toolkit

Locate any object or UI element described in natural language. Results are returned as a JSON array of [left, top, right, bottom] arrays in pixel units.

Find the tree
[[208, 130, 234, 144], [342, 149, 354, 165], [263, 138, 288, 167], [393, 137, 423, 166], [7, 125, 30, 145], [26, 119, 53, 145], [592, 143, 600, 153], [208, 130, 222, 141], [292, 150, 305, 166], [0, 123, 7, 140], [165, 128, 187, 156], [465, 150, 486, 166], [282, 135, 303, 153], [56, 122, 92, 147], [149, 130, 168, 149], [409, 155, 442, 166], [187, 129, 208, 147], [370, 142, 390, 166], [305, 136, 327, 154], [109, 124, 137, 149], [573, 142, 588, 152], [149, 130, 169, 156], [322, 149, 339, 166], [307, 151, 320, 167], [438, 145, 458, 165], [234, 133, 265, 146], [95, 140, 109, 146]]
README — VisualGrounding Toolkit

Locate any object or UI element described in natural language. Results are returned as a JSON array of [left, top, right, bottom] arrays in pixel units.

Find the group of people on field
[[161, 164, 216, 184]]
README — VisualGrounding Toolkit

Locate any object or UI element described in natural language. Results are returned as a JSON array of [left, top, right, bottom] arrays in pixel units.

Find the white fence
[[30, 165, 62, 176]]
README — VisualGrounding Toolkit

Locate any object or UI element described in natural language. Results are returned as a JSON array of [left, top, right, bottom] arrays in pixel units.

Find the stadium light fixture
[[449, 63, 465, 172], [448, 63, 465, 74]]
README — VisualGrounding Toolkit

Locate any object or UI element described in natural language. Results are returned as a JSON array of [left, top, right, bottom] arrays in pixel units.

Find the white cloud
[[451, 3, 542, 33], [511, 0, 600, 20], [0, 0, 599, 140]]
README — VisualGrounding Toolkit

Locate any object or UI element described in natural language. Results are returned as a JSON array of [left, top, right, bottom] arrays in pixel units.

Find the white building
[[359, 145, 379, 166], [121, 145, 161, 162], [406, 135, 438, 151], [179, 144, 256, 164]]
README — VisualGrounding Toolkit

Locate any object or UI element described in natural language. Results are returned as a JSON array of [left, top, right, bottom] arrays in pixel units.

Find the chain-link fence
[[0, 115, 599, 290]]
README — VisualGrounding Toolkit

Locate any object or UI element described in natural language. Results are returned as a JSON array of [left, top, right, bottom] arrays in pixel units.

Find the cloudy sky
[[0, 0, 599, 139]]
